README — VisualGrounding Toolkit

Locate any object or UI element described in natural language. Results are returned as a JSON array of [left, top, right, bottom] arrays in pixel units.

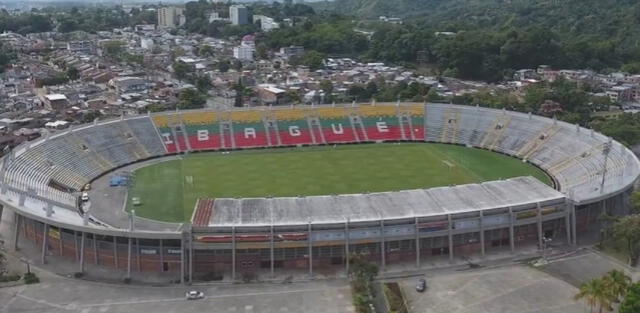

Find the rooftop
[[206, 176, 565, 227]]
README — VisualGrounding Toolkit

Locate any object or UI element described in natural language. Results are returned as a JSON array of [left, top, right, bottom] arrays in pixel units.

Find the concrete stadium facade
[[0, 102, 637, 283]]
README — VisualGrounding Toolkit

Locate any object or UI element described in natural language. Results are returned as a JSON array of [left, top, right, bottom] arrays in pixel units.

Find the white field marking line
[[15, 293, 69, 310], [75, 287, 345, 308], [0, 291, 19, 312], [542, 252, 590, 265]]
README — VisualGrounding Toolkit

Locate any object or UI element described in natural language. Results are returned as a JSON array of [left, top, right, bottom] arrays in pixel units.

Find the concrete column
[[136, 238, 141, 271], [180, 235, 185, 284], [448, 215, 454, 262], [93, 235, 98, 265], [380, 220, 386, 271], [508, 207, 515, 253], [270, 225, 275, 278], [415, 217, 420, 268], [565, 205, 572, 245], [231, 227, 236, 282], [74, 230, 79, 260], [571, 203, 577, 246], [537, 203, 543, 249], [113, 236, 119, 269], [479, 211, 485, 256], [189, 230, 193, 283], [58, 227, 63, 256], [345, 220, 350, 275], [159, 239, 164, 272], [12, 213, 20, 251], [79, 232, 85, 273], [307, 223, 313, 278], [126, 237, 132, 279], [41, 223, 48, 264]]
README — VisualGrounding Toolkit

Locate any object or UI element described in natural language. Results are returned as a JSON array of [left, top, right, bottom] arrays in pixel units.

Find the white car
[[186, 290, 204, 300], [81, 192, 90, 202]]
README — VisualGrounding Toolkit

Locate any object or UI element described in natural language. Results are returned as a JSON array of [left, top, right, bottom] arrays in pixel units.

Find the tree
[[348, 253, 378, 282], [285, 90, 301, 104], [602, 270, 631, 302], [178, 88, 205, 109], [198, 45, 215, 57], [620, 283, 640, 313], [195, 75, 212, 92], [319, 79, 333, 95], [66, 67, 79, 81], [218, 60, 230, 73], [232, 59, 243, 72], [426, 88, 443, 102], [631, 191, 640, 213], [102, 41, 125, 56], [172, 62, 190, 81], [255, 43, 269, 60], [574, 278, 614, 313], [612, 214, 640, 266]]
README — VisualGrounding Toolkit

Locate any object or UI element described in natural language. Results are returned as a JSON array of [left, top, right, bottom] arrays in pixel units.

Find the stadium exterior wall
[[0, 186, 632, 282]]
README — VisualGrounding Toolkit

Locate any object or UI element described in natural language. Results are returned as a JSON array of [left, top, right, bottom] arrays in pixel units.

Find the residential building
[[158, 7, 185, 28], [140, 38, 154, 50], [253, 15, 279, 32], [43, 94, 69, 110], [66, 41, 93, 54], [277, 45, 304, 59], [230, 5, 248, 25], [109, 77, 148, 94], [233, 45, 254, 61], [257, 85, 286, 105]]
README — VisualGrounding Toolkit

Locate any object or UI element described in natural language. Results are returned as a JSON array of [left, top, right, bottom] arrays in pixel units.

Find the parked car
[[186, 290, 204, 300], [81, 192, 90, 202], [416, 278, 427, 292]]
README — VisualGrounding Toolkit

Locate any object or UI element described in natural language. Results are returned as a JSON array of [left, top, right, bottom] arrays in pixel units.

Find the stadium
[[0, 102, 638, 283]]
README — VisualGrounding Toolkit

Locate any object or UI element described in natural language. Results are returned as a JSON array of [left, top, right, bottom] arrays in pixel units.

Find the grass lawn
[[126, 143, 551, 223]]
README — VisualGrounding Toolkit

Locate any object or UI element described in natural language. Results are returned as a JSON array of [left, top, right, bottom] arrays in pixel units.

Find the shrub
[[0, 274, 21, 283], [23, 272, 39, 284]]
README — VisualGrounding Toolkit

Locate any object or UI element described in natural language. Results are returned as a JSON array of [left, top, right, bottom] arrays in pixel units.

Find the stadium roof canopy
[[207, 176, 566, 227]]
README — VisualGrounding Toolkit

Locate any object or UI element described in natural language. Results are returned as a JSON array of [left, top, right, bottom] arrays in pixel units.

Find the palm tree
[[575, 278, 614, 313], [603, 270, 631, 302]]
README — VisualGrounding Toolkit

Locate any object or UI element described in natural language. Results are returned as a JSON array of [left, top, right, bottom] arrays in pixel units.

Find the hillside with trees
[[312, 0, 640, 81]]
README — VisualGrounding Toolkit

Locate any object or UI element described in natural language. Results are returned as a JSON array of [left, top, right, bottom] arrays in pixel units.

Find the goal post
[[442, 160, 455, 170]]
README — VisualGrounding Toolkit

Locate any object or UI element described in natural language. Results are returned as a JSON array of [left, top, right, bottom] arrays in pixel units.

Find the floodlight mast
[[600, 138, 612, 193]]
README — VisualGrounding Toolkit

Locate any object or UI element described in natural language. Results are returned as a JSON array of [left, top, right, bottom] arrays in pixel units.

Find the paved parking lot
[[0, 273, 355, 313], [398, 265, 586, 313], [539, 248, 637, 286]]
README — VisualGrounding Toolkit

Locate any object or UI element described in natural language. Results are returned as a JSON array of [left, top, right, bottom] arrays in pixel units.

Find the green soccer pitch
[[125, 143, 552, 223]]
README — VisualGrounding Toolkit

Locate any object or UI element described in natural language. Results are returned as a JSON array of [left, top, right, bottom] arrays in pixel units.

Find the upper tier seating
[[3, 104, 637, 207]]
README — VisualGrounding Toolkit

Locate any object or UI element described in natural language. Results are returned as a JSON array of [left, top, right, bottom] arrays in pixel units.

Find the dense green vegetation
[[349, 254, 379, 313], [126, 143, 550, 222], [0, 5, 156, 35], [263, 15, 368, 56], [310, 0, 640, 81], [621, 283, 640, 313], [575, 270, 632, 313]]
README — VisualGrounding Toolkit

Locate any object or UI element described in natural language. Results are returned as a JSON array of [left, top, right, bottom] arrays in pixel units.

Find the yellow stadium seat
[[230, 110, 263, 123], [152, 114, 171, 128], [314, 107, 349, 119], [181, 111, 217, 125], [400, 103, 425, 116], [273, 108, 308, 121], [359, 105, 398, 117]]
